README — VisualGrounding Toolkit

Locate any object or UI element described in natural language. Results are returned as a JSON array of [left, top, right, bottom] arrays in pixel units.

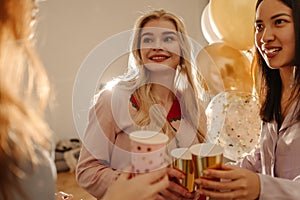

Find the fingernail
[[185, 192, 192, 198], [203, 170, 209, 175]]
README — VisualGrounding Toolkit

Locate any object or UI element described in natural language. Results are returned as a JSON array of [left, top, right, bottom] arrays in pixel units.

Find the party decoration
[[201, 4, 221, 44], [206, 91, 261, 161], [196, 42, 253, 96], [209, 0, 257, 50], [251, 53, 261, 95]]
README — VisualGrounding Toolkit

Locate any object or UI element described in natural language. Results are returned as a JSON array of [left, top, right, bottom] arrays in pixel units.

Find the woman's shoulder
[[13, 147, 56, 200], [94, 85, 134, 106]]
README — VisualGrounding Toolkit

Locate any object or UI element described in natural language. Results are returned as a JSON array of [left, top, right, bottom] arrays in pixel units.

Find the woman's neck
[[148, 68, 176, 93], [279, 66, 296, 119], [280, 66, 294, 93], [151, 84, 174, 105], [147, 68, 176, 108]]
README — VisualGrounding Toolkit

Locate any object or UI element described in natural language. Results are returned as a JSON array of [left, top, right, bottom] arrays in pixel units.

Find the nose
[[260, 26, 275, 44], [152, 39, 164, 51]]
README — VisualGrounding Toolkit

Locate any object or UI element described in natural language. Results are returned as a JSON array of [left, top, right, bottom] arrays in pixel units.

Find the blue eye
[[142, 37, 153, 43], [164, 36, 174, 42]]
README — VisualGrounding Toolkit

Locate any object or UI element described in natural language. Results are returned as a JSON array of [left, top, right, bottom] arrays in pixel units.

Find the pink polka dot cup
[[129, 130, 169, 174]]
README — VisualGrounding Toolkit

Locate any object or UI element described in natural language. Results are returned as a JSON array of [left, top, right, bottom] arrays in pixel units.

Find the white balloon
[[206, 91, 261, 161], [201, 4, 221, 44]]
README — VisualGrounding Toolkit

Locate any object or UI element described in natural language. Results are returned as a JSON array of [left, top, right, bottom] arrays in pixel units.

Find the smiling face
[[255, 0, 295, 69], [139, 19, 181, 72]]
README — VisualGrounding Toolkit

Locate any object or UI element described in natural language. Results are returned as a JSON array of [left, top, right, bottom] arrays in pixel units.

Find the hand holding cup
[[171, 148, 195, 192], [190, 143, 223, 182]]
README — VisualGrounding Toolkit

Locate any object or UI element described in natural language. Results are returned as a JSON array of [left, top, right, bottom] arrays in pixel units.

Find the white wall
[[36, 0, 209, 141]]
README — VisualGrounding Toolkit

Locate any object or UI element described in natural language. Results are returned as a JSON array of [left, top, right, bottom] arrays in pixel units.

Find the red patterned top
[[130, 94, 182, 123]]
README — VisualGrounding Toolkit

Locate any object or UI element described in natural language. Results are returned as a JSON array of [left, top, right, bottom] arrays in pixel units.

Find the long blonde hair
[[107, 10, 207, 142], [0, 0, 51, 198]]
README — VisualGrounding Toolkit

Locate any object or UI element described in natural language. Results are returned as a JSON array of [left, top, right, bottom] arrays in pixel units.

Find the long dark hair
[[256, 0, 300, 123]]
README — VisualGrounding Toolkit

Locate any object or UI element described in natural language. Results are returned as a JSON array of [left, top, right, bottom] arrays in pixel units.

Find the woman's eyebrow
[[271, 13, 292, 19], [141, 32, 153, 37], [162, 31, 177, 36], [255, 13, 292, 23], [141, 31, 177, 37], [255, 19, 263, 24]]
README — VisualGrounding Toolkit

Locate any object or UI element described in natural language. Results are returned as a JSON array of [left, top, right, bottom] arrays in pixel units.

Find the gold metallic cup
[[190, 143, 223, 183], [171, 148, 195, 192]]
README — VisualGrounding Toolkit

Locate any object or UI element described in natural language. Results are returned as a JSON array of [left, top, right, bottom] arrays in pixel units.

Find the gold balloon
[[209, 0, 257, 50], [201, 4, 221, 44], [251, 53, 261, 95], [196, 42, 253, 96]]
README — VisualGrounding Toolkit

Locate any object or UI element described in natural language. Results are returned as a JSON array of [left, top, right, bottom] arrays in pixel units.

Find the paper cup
[[129, 131, 169, 174], [190, 143, 223, 181], [171, 148, 195, 192]]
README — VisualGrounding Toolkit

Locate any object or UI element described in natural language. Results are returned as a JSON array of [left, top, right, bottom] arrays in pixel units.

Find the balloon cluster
[[198, 0, 258, 96], [196, 43, 252, 96], [201, 0, 257, 50], [198, 0, 260, 161], [206, 91, 260, 161]]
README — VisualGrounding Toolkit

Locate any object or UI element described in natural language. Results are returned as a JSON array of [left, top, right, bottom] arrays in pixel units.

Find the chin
[[145, 63, 176, 72]]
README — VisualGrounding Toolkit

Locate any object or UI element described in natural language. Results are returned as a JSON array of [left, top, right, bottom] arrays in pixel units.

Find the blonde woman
[[0, 0, 55, 199], [0, 1, 170, 199], [76, 9, 207, 200]]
